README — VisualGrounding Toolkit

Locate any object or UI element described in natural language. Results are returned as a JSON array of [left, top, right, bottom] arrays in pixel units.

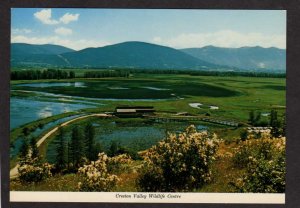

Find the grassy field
[[11, 73, 286, 122]]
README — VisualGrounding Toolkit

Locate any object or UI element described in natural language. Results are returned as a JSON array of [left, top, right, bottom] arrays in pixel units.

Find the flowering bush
[[107, 153, 133, 174], [233, 136, 286, 193], [137, 125, 219, 192], [18, 157, 53, 183], [77, 153, 129, 191]]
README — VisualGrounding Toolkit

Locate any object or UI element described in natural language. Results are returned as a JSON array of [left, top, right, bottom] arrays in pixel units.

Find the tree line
[[53, 123, 137, 173], [11, 69, 75, 80], [11, 68, 285, 81], [129, 69, 286, 78], [83, 70, 129, 78]]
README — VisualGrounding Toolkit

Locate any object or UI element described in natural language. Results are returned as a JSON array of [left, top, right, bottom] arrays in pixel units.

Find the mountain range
[[11, 42, 286, 71], [181, 46, 286, 71]]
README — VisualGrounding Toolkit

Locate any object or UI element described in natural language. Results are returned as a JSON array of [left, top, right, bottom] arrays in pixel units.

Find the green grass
[[11, 74, 285, 123]]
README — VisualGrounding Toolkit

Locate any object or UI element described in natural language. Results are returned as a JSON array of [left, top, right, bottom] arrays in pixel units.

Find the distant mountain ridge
[[11, 42, 286, 71], [181, 45, 286, 70], [11, 42, 223, 70], [11, 43, 76, 67], [60, 41, 220, 69], [11, 43, 75, 55]]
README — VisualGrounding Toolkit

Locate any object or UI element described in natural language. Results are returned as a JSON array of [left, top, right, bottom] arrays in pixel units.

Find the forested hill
[[11, 43, 75, 55], [60, 41, 220, 70], [11, 42, 285, 72], [11, 42, 222, 70]]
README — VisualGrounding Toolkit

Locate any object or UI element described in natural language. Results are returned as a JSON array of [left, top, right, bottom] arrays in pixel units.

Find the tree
[[270, 109, 278, 127], [255, 111, 261, 125], [248, 110, 255, 126], [270, 110, 281, 137], [94, 142, 103, 156], [69, 71, 75, 79], [281, 112, 286, 137], [70, 126, 84, 168], [29, 137, 39, 159], [19, 139, 29, 159], [108, 141, 119, 157], [85, 123, 97, 161], [240, 130, 248, 141], [55, 127, 66, 171], [22, 127, 30, 136]]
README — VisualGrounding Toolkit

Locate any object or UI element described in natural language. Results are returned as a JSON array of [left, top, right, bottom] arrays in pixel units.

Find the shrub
[[77, 153, 121, 192], [240, 130, 248, 141], [137, 125, 219, 192], [232, 144, 252, 168], [107, 153, 133, 174], [232, 136, 286, 193], [18, 157, 53, 183], [232, 131, 282, 168]]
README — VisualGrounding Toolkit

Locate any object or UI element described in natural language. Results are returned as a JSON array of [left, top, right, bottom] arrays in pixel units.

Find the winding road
[[10, 113, 111, 179]]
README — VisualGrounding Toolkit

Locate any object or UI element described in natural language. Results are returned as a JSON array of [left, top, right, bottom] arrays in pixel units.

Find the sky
[[11, 9, 286, 50]]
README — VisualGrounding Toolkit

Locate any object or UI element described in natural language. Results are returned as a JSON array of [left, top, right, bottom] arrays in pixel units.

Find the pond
[[45, 119, 209, 163], [141, 86, 170, 91], [10, 97, 97, 130], [16, 82, 86, 88], [10, 114, 82, 158]]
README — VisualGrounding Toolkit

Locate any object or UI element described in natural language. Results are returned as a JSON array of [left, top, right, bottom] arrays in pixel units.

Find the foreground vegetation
[[11, 125, 285, 193]]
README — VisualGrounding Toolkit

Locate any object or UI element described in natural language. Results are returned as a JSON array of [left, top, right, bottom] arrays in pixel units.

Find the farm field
[[10, 72, 286, 192]]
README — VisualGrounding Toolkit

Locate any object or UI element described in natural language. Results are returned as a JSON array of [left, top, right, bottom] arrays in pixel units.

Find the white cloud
[[34, 9, 79, 25], [55, 27, 73, 36], [11, 35, 110, 50], [34, 9, 59, 25], [152, 30, 286, 49], [12, 28, 32, 34], [59, 13, 80, 24]]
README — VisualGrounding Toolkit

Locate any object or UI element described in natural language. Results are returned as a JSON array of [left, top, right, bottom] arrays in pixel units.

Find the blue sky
[[11, 9, 286, 50]]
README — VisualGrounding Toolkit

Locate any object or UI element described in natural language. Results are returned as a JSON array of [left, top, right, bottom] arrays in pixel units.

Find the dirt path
[[10, 113, 111, 179]]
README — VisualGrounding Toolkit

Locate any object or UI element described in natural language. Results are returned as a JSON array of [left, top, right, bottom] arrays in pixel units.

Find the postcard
[[8, 8, 286, 204]]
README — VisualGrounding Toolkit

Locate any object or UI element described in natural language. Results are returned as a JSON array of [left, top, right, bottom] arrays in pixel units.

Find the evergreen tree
[[255, 111, 261, 125], [55, 127, 66, 171], [19, 139, 29, 159], [240, 130, 248, 141], [85, 123, 96, 161], [108, 140, 119, 157], [70, 126, 84, 168], [29, 137, 39, 159], [270, 109, 281, 137], [69, 71, 75, 79], [94, 142, 103, 156], [281, 112, 286, 137], [22, 127, 30, 136], [248, 110, 255, 126], [270, 109, 278, 127]]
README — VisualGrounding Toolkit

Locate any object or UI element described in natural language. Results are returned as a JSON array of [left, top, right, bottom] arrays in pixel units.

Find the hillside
[[61, 41, 220, 69], [11, 42, 286, 71], [11, 43, 76, 67], [11, 43, 75, 55], [11, 42, 222, 70], [181, 46, 286, 71]]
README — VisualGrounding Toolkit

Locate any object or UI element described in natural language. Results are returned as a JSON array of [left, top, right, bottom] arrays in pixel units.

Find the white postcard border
[[10, 191, 285, 204]]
